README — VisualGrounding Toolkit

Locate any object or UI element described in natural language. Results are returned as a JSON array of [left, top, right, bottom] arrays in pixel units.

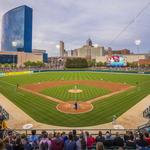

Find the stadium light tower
[[134, 40, 141, 71], [12, 41, 18, 70], [56, 44, 60, 57], [56, 44, 60, 49]]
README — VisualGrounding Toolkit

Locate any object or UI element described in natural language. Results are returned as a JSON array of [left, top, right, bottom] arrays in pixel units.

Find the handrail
[[12, 128, 137, 136]]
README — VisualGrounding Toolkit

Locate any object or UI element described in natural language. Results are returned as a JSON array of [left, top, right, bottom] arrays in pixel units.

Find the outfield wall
[[0, 69, 150, 77], [33, 69, 150, 74]]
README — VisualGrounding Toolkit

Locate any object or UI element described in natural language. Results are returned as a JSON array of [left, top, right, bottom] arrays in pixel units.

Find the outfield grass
[[41, 84, 110, 102], [0, 72, 150, 127]]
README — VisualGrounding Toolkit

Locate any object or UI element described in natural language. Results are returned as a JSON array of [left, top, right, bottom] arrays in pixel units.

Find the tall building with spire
[[86, 38, 93, 46], [77, 39, 105, 59]]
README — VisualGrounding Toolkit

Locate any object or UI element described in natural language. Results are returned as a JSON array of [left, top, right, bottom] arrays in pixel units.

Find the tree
[[87, 60, 96, 67], [24, 61, 45, 68], [96, 61, 104, 67], [24, 61, 32, 67], [36, 61, 45, 67], [65, 58, 88, 68], [4, 63, 10, 68]]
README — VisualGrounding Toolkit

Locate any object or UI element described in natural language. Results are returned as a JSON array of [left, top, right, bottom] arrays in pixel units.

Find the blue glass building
[[1, 5, 32, 53]]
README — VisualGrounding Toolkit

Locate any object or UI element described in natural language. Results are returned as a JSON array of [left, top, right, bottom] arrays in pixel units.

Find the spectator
[[95, 131, 105, 143], [103, 131, 113, 148], [76, 135, 86, 150], [128, 131, 134, 141], [48, 133, 53, 141], [13, 135, 24, 150], [96, 142, 104, 150], [20, 133, 31, 150], [125, 133, 136, 149], [136, 132, 149, 149], [28, 130, 39, 149], [51, 132, 64, 150], [60, 132, 68, 143], [86, 132, 95, 149], [113, 132, 124, 148], [72, 130, 78, 142], [64, 132, 76, 150], [124, 130, 130, 143], [144, 132, 150, 145], [105, 131, 112, 140], [39, 132, 51, 150], [38, 130, 47, 141]]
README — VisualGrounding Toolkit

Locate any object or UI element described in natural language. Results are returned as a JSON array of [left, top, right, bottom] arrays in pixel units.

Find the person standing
[[64, 133, 77, 150], [74, 102, 78, 110]]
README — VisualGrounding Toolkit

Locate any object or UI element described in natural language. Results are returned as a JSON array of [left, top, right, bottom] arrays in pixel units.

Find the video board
[[107, 55, 127, 67]]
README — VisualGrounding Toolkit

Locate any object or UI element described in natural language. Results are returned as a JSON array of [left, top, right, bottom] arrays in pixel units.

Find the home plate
[[113, 124, 124, 129]]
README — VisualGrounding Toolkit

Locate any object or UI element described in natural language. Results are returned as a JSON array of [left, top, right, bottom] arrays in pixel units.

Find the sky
[[0, 0, 150, 56]]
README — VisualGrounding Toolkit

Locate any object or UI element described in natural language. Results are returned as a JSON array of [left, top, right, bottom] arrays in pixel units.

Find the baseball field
[[0, 71, 150, 127]]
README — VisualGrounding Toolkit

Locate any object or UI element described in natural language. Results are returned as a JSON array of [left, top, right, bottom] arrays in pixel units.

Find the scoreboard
[[107, 55, 127, 67]]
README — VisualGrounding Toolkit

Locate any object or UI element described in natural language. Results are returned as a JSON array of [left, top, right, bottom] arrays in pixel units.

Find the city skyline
[[0, 0, 150, 56]]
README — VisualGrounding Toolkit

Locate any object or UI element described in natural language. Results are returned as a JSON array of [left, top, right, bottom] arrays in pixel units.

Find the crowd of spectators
[[0, 128, 150, 150]]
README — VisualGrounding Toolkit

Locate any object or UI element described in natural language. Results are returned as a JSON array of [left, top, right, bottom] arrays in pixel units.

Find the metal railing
[[12, 128, 137, 136]]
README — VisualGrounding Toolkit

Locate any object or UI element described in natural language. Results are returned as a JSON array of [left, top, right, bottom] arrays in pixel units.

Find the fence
[[12, 128, 138, 137]]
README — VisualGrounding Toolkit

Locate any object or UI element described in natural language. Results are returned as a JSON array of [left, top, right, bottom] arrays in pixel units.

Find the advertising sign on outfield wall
[[0, 73, 5, 77], [0, 71, 33, 77], [5, 71, 33, 76]]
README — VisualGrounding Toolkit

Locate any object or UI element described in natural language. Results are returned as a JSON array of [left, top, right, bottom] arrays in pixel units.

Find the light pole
[[12, 41, 17, 70], [134, 40, 141, 71]]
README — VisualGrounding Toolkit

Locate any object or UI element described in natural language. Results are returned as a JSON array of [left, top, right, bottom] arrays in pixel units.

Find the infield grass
[[41, 84, 110, 102]]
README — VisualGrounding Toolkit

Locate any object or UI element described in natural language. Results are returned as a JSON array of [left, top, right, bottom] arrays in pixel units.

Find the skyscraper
[[60, 41, 65, 57], [1, 5, 32, 53]]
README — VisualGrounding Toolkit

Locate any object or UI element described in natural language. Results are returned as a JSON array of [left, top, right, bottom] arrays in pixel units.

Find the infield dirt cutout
[[21, 80, 134, 114]]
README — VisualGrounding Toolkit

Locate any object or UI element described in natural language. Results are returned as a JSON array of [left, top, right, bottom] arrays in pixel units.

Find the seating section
[[0, 129, 150, 150]]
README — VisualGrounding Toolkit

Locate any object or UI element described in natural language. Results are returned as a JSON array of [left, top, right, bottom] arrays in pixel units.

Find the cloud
[[0, 0, 150, 55]]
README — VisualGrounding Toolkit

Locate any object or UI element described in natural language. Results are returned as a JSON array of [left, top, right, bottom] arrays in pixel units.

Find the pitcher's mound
[[56, 102, 93, 114], [68, 89, 83, 93]]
